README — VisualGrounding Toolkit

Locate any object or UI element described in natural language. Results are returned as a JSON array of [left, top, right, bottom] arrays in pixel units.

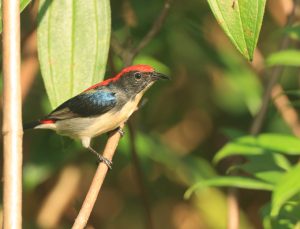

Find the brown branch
[[131, 0, 172, 57], [2, 0, 23, 228], [227, 188, 239, 229], [228, 2, 299, 228], [128, 122, 153, 229], [72, 124, 124, 229], [21, 30, 39, 101], [111, 0, 172, 67], [271, 85, 300, 137], [250, 0, 299, 135], [72, 0, 173, 227]]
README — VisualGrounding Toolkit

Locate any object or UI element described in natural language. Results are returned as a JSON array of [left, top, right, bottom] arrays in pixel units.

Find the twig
[[72, 0, 173, 227], [271, 84, 300, 137], [227, 188, 239, 229], [72, 124, 124, 229], [131, 0, 172, 57], [111, 0, 172, 67], [250, 0, 299, 135], [228, 1, 299, 228], [21, 30, 39, 101], [109, 1, 173, 229], [2, 0, 23, 228], [128, 122, 153, 229]]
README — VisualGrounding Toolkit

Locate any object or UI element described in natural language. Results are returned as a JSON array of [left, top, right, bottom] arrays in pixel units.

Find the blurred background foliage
[[1, 0, 300, 228]]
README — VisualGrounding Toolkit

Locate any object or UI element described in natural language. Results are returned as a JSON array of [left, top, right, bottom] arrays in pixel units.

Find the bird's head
[[108, 64, 169, 98], [84, 64, 169, 96], [116, 64, 168, 90]]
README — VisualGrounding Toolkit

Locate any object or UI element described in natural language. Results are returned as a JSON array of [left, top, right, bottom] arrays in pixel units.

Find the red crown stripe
[[83, 64, 155, 92]]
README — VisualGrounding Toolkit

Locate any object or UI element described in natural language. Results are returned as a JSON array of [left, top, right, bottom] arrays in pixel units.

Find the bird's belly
[[55, 99, 139, 138]]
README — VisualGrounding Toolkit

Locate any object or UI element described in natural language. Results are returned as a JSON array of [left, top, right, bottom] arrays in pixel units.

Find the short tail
[[23, 120, 41, 130], [23, 118, 56, 130]]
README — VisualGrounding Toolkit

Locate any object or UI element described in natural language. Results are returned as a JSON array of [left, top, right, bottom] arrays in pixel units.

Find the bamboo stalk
[[2, 0, 23, 228]]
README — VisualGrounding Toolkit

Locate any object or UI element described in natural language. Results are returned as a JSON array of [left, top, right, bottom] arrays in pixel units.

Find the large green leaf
[[185, 176, 273, 199], [207, 0, 266, 60], [266, 50, 300, 67], [271, 165, 300, 216], [0, 0, 32, 33], [38, 0, 111, 108], [214, 134, 300, 163]]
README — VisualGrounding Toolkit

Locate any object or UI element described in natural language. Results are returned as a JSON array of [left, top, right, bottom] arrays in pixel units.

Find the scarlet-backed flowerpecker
[[24, 65, 169, 168]]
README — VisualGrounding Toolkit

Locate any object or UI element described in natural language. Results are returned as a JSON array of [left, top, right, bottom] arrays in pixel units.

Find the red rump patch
[[40, 119, 55, 124], [84, 64, 155, 92]]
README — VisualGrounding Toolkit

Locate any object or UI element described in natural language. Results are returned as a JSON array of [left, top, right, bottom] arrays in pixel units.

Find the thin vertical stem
[[2, 0, 23, 228]]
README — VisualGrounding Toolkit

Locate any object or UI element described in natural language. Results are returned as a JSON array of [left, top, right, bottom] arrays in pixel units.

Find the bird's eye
[[134, 72, 142, 80]]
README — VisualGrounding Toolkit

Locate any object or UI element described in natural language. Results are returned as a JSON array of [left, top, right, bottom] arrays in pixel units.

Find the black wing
[[47, 89, 117, 120]]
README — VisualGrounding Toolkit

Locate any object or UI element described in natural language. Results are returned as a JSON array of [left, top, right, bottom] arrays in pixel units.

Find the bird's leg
[[88, 146, 113, 169], [111, 126, 125, 137], [117, 127, 125, 137]]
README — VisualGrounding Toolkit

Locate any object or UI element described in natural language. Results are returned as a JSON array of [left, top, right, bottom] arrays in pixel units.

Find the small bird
[[24, 64, 169, 168]]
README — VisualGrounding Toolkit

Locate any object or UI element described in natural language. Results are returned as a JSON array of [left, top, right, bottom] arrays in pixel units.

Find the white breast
[[37, 82, 153, 141], [54, 91, 144, 139]]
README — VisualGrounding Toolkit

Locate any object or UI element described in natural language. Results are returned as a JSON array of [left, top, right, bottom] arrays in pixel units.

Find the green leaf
[[207, 0, 266, 60], [0, 0, 32, 33], [271, 165, 300, 216], [213, 136, 263, 164], [266, 50, 300, 67], [38, 0, 111, 108], [185, 176, 273, 199], [214, 134, 300, 163], [258, 134, 300, 154], [229, 153, 290, 184]]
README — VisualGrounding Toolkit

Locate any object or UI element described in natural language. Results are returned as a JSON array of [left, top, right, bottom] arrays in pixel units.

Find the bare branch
[[111, 0, 173, 67], [2, 0, 23, 228], [250, 0, 300, 135], [132, 0, 172, 56], [72, 124, 124, 229], [128, 122, 153, 229], [73, 0, 173, 227]]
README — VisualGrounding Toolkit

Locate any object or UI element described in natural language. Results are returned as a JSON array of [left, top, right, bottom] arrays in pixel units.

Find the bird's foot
[[97, 154, 113, 169], [88, 146, 113, 169], [117, 127, 125, 137], [111, 127, 125, 137]]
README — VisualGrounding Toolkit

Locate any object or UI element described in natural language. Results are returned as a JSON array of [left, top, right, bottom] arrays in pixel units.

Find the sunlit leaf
[[185, 176, 273, 199], [38, 0, 111, 108], [0, 0, 32, 33], [214, 134, 300, 163], [207, 0, 266, 60], [213, 136, 263, 164], [271, 165, 300, 216], [258, 134, 300, 154], [266, 50, 300, 67]]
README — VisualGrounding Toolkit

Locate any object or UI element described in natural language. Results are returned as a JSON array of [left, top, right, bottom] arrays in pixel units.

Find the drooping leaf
[[213, 136, 263, 164], [185, 176, 273, 199], [38, 0, 111, 108], [229, 153, 290, 184], [266, 50, 300, 67], [0, 0, 32, 33], [258, 134, 300, 154], [214, 134, 300, 163], [271, 165, 300, 216], [207, 0, 266, 60]]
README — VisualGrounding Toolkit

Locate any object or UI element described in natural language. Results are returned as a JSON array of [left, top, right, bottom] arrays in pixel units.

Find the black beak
[[151, 71, 170, 81]]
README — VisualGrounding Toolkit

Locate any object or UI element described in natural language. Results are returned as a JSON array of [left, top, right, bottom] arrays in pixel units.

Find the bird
[[24, 64, 169, 169]]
